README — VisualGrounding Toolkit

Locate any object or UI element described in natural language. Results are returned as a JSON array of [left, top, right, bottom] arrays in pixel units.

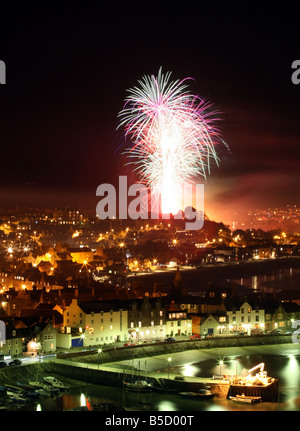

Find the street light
[[167, 357, 172, 379]]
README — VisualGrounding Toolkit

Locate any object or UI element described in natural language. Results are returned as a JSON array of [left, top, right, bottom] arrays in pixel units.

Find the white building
[[60, 299, 128, 348], [166, 310, 192, 337], [226, 301, 265, 334]]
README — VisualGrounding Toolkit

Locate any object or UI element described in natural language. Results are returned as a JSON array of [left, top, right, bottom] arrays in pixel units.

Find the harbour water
[[127, 259, 300, 294], [228, 266, 300, 293]]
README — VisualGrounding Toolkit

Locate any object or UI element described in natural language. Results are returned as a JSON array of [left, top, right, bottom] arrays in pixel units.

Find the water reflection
[[157, 401, 177, 411], [80, 393, 86, 407], [230, 267, 300, 293], [278, 355, 300, 410]]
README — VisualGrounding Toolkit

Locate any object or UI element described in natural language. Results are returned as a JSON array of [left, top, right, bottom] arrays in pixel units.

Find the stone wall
[[61, 334, 292, 365]]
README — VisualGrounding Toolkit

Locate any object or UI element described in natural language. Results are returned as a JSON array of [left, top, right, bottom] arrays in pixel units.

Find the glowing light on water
[[157, 400, 177, 411], [279, 355, 300, 409], [206, 404, 227, 411], [80, 393, 86, 407]]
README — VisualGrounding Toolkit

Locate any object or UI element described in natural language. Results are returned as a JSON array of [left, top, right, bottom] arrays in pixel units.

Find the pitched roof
[[78, 300, 129, 313]]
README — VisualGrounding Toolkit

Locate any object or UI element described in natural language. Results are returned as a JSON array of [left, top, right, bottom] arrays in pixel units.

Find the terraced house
[[226, 301, 265, 334], [59, 298, 128, 348], [127, 297, 167, 341]]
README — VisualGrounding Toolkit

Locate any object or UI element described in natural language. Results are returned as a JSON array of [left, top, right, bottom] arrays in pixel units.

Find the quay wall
[[60, 334, 293, 365], [40, 361, 231, 398]]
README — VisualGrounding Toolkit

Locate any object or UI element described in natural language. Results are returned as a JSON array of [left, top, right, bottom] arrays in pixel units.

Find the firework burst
[[118, 68, 226, 215]]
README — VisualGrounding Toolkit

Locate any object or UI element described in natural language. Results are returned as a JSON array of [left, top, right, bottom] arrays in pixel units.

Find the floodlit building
[[226, 301, 265, 334], [60, 298, 128, 348]]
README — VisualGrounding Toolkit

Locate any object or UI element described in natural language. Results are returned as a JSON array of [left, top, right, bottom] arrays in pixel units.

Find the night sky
[[0, 2, 299, 222]]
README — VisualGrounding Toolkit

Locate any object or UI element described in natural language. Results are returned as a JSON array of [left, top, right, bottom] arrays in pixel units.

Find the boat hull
[[229, 395, 262, 404], [179, 392, 215, 400]]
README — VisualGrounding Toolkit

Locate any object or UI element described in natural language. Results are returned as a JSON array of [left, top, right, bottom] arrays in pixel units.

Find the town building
[[60, 298, 128, 348], [166, 308, 192, 337], [127, 296, 167, 342], [226, 301, 265, 334]]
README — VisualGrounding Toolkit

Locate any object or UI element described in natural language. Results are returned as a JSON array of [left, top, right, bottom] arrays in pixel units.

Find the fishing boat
[[28, 359, 59, 395], [28, 380, 60, 395], [43, 376, 67, 390], [6, 391, 28, 405], [123, 380, 153, 392], [229, 394, 262, 404], [179, 388, 215, 400], [123, 357, 153, 393], [16, 382, 40, 398]]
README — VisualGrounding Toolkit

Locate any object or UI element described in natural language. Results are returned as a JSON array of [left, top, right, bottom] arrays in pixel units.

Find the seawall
[[58, 334, 293, 365]]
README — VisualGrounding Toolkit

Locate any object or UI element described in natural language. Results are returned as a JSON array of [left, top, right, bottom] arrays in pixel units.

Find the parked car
[[123, 342, 136, 347], [0, 355, 11, 361], [189, 335, 201, 339], [0, 361, 7, 368], [164, 337, 176, 342], [205, 334, 215, 339], [8, 359, 22, 367]]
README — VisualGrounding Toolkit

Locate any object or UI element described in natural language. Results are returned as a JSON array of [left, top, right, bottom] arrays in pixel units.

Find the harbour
[[0, 341, 299, 411]]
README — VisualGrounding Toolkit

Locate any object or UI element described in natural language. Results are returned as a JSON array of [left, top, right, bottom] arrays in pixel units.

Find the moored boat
[[43, 376, 68, 390], [229, 394, 262, 404], [29, 380, 60, 395], [123, 380, 153, 392], [179, 389, 215, 400], [6, 391, 28, 404]]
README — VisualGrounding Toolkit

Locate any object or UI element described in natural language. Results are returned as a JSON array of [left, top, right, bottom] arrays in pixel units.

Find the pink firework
[[118, 68, 226, 215]]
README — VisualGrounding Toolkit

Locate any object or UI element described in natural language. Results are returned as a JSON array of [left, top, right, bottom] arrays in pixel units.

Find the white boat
[[43, 376, 67, 389], [229, 394, 262, 404], [28, 381, 45, 389], [124, 380, 153, 392], [6, 391, 28, 404], [29, 381, 60, 394], [179, 389, 215, 400]]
